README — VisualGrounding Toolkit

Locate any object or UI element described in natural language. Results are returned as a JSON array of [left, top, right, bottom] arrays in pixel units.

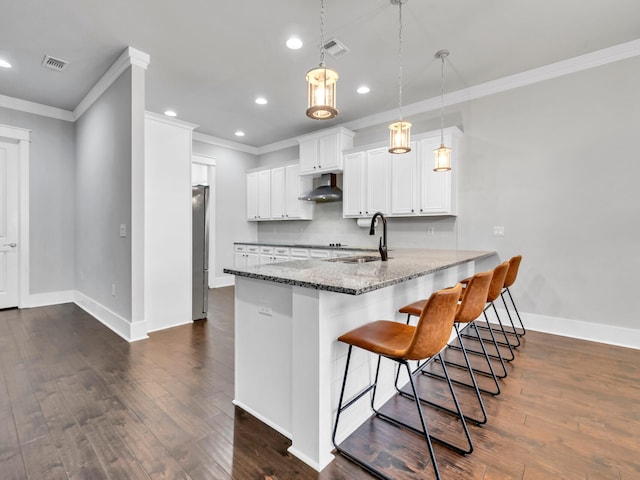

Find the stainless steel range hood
[[298, 173, 342, 203]]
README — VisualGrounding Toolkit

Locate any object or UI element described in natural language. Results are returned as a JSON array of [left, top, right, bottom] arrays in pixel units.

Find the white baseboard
[[491, 308, 640, 350], [213, 275, 234, 288], [22, 290, 75, 308], [232, 399, 292, 439], [73, 291, 149, 342]]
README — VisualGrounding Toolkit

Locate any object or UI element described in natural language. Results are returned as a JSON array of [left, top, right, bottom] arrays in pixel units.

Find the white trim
[[74, 47, 151, 121], [146, 319, 193, 334], [23, 290, 74, 308], [286, 446, 334, 472], [491, 309, 640, 350], [0, 95, 74, 122], [74, 290, 149, 342], [342, 38, 640, 132], [191, 152, 216, 166], [144, 111, 198, 130], [213, 276, 234, 288], [0, 125, 31, 309], [232, 399, 292, 439], [192, 131, 258, 155], [257, 137, 299, 155]]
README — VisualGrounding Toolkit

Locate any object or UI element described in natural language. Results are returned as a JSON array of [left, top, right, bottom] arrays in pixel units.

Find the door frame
[[0, 124, 30, 308]]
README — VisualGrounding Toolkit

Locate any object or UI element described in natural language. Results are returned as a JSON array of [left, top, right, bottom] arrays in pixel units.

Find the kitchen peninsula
[[224, 248, 495, 470]]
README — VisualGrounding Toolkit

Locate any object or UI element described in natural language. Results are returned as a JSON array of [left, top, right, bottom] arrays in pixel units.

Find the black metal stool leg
[[505, 287, 526, 335]]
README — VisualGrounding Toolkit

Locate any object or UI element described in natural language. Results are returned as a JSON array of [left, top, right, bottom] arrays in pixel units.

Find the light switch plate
[[493, 226, 505, 237], [119, 224, 127, 237]]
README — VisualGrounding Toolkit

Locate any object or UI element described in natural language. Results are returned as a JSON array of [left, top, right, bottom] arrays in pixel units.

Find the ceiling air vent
[[42, 55, 69, 72], [322, 38, 350, 58]]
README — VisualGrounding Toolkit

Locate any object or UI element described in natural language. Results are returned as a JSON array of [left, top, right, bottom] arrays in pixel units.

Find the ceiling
[[1, 0, 639, 148]]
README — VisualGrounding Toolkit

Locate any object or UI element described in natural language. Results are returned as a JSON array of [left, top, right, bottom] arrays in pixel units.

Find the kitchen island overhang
[[224, 248, 496, 471]]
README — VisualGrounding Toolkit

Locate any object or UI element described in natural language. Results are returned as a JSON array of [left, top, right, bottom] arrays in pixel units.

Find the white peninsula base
[[232, 257, 483, 471]]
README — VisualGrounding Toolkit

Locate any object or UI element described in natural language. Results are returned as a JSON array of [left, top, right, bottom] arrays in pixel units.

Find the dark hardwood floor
[[0, 287, 639, 479]]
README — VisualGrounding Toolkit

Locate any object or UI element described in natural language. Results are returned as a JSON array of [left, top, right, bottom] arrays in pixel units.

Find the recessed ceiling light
[[255, 97, 268, 105], [357, 86, 370, 94], [235, 131, 245, 137], [286, 37, 303, 50], [164, 110, 177, 117], [0, 59, 12, 69]]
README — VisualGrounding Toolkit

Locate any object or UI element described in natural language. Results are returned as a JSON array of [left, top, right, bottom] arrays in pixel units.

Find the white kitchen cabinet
[[342, 148, 390, 217], [343, 127, 461, 218], [418, 134, 456, 215], [298, 127, 355, 176], [247, 170, 271, 220], [342, 152, 365, 217], [390, 144, 418, 215], [365, 147, 390, 216], [249, 164, 312, 221], [290, 248, 310, 260], [246, 172, 258, 220], [234, 244, 260, 267]]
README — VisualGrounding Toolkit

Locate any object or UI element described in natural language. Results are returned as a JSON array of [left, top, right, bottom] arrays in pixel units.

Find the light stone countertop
[[234, 241, 376, 252], [224, 248, 496, 295]]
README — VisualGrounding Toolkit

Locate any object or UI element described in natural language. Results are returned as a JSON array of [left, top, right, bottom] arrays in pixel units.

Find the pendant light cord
[[440, 53, 445, 145], [319, 0, 325, 66], [397, 0, 404, 119]]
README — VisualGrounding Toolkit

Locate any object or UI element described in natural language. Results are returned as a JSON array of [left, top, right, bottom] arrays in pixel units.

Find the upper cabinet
[[343, 127, 461, 218], [247, 164, 313, 221], [297, 127, 355, 176]]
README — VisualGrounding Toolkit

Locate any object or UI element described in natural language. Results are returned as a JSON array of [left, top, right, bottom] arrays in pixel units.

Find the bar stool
[[454, 262, 513, 376], [332, 284, 465, 480], [502, 255, 525, 337], [399, 270, 498, 418]]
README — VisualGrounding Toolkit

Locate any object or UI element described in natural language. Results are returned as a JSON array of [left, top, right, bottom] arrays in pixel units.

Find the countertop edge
[[224, 250, 496, 296]]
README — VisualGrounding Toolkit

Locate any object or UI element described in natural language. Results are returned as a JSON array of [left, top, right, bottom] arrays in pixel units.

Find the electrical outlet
[[493, 226, 505, 237], [258, 305, 272, 316], [426, 226, 435, 236], [119, 224, 127, 237], [111, 284, 116, 296]]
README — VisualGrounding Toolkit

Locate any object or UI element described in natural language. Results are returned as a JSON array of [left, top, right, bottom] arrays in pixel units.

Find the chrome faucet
[[369, 212, 388, 261]]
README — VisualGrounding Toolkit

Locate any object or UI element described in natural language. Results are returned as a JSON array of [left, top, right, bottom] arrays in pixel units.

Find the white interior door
[[0, 141, 19, 308]]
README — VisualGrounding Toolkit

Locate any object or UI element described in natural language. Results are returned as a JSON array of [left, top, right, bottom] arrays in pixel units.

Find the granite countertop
[[224, 248, 496, 295], [235, 241, 376, 252]]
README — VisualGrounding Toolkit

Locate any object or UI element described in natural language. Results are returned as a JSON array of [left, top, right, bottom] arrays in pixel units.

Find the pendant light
[[434, 49, 452, 171], [388, 0, 411, 154], [306, 0, 338, 120]]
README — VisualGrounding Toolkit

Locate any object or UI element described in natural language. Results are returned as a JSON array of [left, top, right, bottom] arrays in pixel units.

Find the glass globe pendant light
[[306, 0, 338, 120], [434, 49, 452, 171], [388, 0, 411, 154]]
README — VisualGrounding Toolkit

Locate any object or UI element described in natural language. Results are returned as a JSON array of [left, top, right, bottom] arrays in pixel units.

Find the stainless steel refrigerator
[[192, 185, 209, 321]]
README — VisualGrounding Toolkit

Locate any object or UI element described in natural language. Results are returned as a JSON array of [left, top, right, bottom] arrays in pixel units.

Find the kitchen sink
[[325, 255, 383, 264]]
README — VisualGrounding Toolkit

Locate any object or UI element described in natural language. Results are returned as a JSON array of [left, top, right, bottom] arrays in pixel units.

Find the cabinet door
[[284, 164, 311, 219], [246, 253, 260, 267], [257, 169, 271, 219], [419, 137, 451, 214], [299, 139, 318, 175], [246, 172, 258, 220], [270, 167, 285, 219], [390, 144, 418, 215], [365, 148, 390, 216], [343, 152, 365, 217], [318, 134, 339, 171], [234, 252, 246, 268]]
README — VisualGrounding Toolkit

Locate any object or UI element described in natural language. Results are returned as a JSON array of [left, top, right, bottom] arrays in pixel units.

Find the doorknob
[[4, 243, 16, 247]]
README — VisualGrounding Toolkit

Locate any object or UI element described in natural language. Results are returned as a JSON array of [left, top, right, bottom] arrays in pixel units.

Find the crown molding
[[343, 38, 640, 132], [73, 47, 150, 121], [145, 111, 198, 130], [257, 137, 299, 155], [192, 131, 259, 155], [0, 94, 74, 122]]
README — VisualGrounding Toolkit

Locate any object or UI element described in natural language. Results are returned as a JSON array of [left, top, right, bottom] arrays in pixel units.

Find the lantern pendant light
[[306, 0, 338, 120], [388, 0, 411, 154], [434, 49, 452, 171]]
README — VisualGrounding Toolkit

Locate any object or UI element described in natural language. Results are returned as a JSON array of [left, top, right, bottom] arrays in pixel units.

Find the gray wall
[[0, 108, 76, 294], [257, 56, 640, 331], [192, 141, 258, 281], [75, 69, 133, 319]]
